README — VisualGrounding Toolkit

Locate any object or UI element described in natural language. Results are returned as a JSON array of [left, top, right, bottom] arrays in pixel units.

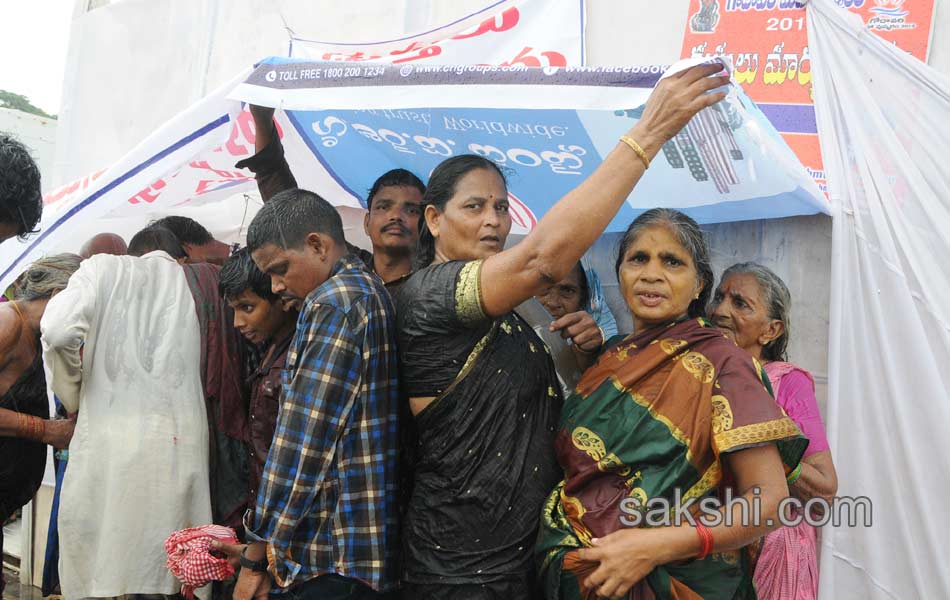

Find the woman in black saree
[[395, 63, 730, 599]]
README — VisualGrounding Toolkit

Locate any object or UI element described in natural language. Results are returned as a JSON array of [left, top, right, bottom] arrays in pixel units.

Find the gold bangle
[[619, 135, 650, 169]]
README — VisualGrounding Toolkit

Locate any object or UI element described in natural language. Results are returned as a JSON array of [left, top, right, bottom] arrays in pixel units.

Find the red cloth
[[164, 524, 239, 598]]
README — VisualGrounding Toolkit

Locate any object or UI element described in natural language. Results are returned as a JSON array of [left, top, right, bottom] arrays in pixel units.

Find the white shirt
[[41, 251, 212, 599]]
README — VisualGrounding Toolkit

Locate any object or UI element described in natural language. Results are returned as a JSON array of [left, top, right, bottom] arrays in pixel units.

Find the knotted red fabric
[[164, 524, 239, 598]]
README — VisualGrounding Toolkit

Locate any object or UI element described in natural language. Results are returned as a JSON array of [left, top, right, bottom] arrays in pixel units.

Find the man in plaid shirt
[[234, 188, 399, 600]]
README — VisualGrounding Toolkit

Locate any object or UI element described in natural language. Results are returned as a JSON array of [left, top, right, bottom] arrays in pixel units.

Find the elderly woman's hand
[[551, 311, 604, 353], [576, 528, 663, 599]]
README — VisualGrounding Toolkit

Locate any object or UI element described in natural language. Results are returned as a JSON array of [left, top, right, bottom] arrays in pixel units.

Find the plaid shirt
[[245, 254, 399, 592]]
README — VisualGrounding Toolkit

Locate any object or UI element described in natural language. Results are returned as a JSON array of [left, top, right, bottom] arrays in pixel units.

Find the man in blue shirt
[[234, 188, 399, 600]]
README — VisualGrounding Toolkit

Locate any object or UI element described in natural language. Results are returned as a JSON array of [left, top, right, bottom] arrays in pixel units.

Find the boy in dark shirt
[[218, 248, 297, 503]]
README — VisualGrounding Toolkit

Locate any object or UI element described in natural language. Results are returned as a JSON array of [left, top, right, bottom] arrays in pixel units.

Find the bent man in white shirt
[[41, 227, 212, 600]]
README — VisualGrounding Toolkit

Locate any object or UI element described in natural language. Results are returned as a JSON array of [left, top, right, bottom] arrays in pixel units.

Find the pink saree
[[753, 362, 824, 599]]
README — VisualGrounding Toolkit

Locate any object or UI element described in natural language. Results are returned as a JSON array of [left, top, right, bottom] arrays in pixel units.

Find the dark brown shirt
[[246, 331, 292, 503]]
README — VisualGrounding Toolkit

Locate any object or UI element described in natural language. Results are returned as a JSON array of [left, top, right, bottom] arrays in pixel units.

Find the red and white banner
[[288, 0, 586, 68]]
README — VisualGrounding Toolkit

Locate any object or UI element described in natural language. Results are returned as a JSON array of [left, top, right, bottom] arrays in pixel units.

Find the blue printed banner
[[231, 56, 828, 232]]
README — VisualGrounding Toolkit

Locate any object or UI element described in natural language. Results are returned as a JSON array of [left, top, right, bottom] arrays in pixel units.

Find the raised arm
[[479, 63, 728, 317], [235, 105, 298, 202]]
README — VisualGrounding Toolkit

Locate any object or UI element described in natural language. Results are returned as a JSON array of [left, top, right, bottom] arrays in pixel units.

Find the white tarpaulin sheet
[[808, 0, 950, 598]]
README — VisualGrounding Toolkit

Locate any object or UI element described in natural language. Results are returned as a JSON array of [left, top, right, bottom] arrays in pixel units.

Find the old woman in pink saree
[[710, 262, 838, 599]]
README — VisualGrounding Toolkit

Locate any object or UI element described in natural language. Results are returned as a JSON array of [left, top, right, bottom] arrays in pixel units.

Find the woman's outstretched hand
[[630, 62, 731, 157]]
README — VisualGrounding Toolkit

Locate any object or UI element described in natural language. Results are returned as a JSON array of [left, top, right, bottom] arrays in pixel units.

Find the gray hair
[[615, 208, 714, 320], [719, 261, 792, 361], [15, 253, 82, 301]]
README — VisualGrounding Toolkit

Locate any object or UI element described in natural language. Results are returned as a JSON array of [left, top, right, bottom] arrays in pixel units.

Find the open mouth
[[636, 291, 665, 307]]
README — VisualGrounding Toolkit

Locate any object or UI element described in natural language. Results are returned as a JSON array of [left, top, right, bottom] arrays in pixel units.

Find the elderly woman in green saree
[[536, 209, 809, 600]]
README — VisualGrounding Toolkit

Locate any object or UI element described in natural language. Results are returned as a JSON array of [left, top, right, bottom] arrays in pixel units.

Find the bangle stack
[[16, 412, 46, 442], [619, 135, 651, 170]]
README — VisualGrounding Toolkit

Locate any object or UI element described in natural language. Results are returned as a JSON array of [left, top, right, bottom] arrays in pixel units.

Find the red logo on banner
[[507, 192, 538, 232]]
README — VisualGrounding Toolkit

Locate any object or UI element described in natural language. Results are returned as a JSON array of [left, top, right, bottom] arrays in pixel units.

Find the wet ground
[[2, 568, 44, 600]]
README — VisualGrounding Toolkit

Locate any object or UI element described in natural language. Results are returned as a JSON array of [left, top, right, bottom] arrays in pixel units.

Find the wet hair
[[218, 247, 278, 303], [615, 208, 713, 320], [718, 261, 792, 361], [416, 154, 508, 269], [128, 226, 186, 259], [15, 253, 81, 301], [0, 133, 43, 240], [366, 168, 425, 210], [150, 215, 214, 246], [246, 188, 345, 252]]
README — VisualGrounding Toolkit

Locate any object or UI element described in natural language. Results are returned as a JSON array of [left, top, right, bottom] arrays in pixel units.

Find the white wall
[[0, 107, 57, 188]]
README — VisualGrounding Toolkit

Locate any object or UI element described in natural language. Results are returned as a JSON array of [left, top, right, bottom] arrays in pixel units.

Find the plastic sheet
[[808, 0, 950, 597]]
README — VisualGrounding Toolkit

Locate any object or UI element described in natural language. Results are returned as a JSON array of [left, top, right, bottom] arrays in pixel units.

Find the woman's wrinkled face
[[618, 225, 702, 332], [709, 272, 780, 359], [427, 168, 512, 263], [538, 264, 584, 319]]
